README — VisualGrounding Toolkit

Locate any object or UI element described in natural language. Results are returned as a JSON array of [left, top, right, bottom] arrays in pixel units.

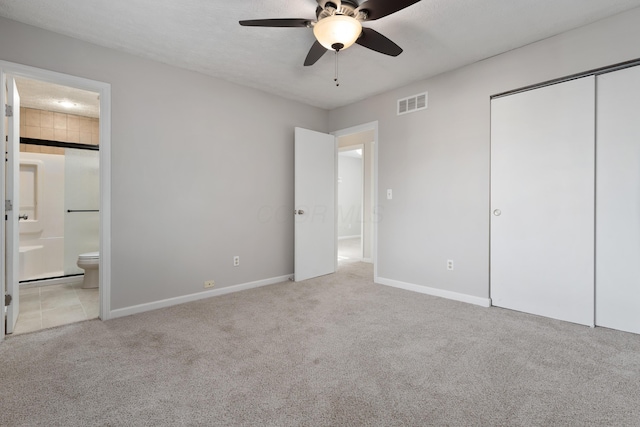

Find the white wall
[[329, 7, 640, 300], [0, 17, 329, 310], [338, 153, 362, 239]]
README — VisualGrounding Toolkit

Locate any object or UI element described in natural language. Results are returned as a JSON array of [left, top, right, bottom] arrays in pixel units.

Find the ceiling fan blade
[[355, 0, 422, 21], [304, 41, 328, 66], [239, 19, 310, 27], [355, 27, 402, 56]]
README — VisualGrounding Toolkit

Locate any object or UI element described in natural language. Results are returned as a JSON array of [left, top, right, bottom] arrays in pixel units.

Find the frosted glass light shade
[[313, 15, 362, 51]]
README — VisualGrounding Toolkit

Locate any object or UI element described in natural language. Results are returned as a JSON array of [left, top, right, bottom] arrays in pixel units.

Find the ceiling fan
[[239, 0, 422, 67]]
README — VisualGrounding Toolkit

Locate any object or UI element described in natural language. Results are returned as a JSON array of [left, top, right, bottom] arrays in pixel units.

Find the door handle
[[493, 209, 501, 216], [19, 214, 29, 220], [295, 209, 305, 215]]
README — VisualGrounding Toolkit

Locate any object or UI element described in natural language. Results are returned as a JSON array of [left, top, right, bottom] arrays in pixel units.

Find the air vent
[[397, 92, 428, 116]]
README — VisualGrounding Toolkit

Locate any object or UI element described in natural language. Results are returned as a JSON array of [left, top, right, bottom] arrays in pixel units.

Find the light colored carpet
[[1, 262, 640, 426]]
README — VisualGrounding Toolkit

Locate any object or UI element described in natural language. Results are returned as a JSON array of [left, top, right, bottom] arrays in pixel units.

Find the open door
[[3, 75, 20, 334], [294, 127, 336, 282]]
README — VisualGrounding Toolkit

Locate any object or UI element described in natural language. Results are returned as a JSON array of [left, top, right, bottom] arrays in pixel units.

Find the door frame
[[331, 121, 378, 279], [4, 76, 20, 333], [1, 60, 112, 340]]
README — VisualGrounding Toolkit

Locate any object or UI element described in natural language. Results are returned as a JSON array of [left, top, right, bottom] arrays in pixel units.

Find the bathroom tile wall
[[19, 107, 99, 154]]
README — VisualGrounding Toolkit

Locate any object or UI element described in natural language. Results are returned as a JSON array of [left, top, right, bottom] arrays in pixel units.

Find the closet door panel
[[491, 77, 595, 326], [596, 65, 640, 334]]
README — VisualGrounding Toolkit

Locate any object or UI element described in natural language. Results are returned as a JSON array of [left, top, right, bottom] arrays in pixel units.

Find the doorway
[[337, 146, 364, 263], [1, 61, 111, 340], [333, 122, 377, 274], [17, 139, 100, 333], [293, 122, 377, 282]]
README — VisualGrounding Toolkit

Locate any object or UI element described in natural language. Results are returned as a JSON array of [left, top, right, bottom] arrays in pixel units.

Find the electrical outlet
[[387, 189, 393, 200], [204, 280, 215, 289], [447, 260, 454, 271], [233, 256, 240, 267]]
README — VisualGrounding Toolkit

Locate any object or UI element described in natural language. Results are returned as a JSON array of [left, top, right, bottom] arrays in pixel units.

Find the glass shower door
[[63, 147, 99, 275]]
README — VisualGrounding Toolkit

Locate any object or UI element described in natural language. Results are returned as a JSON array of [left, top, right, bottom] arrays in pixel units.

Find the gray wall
[[338, 153, 362, 239], [3, 6, 640, 311], [0, 17, 329, 310], [329, 8, 640, 299]]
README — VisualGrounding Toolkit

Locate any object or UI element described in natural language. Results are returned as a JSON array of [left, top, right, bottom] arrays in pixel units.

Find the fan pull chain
[[334, 50, 340, 87]]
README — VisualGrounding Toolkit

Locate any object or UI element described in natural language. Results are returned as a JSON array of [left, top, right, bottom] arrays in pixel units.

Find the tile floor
[[13, 281, 99, 335]]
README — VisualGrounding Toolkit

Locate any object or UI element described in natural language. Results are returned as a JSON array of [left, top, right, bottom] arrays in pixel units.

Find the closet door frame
[[490, 58, 640, 331]]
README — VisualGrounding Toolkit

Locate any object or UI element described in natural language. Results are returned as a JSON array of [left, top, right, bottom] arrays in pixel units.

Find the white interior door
[[596, 65, 640, 334], [4, 75, 20, 333], [490, 77, 595, 326], [294, 127, 336, 282]]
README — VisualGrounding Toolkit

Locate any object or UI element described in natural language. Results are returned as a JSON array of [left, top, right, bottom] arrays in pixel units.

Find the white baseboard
[[338, 235, 361, 240], [376, 276, 491, 307], [109, 274, 292, 320], [362, 258, 373, 263]]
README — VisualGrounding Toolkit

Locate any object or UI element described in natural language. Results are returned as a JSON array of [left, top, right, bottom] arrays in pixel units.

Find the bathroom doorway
[[1, 61, 111, 339], [15, 78, 100, 334]]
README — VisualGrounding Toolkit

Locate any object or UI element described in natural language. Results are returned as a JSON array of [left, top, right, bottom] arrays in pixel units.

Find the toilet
[[77, 252, 99, 289]]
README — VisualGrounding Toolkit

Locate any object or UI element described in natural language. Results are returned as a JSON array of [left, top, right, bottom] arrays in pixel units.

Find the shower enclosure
[[63, 148, 100, 275], [19, 144, 99, 282]]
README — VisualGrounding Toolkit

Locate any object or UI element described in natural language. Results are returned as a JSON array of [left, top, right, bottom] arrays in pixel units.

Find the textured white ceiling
[[2, 0, 640, 110]]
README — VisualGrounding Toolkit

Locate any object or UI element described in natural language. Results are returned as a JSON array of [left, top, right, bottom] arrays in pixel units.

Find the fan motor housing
[[317, 1, 359, 20]]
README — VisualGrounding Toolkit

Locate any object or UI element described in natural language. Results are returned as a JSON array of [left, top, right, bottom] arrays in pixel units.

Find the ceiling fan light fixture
[[313, 14, 362, 51]]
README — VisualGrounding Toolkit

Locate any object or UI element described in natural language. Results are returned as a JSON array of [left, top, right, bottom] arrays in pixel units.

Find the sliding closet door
[[491, 77, 595, 326], [596, 66, 640, 334]]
